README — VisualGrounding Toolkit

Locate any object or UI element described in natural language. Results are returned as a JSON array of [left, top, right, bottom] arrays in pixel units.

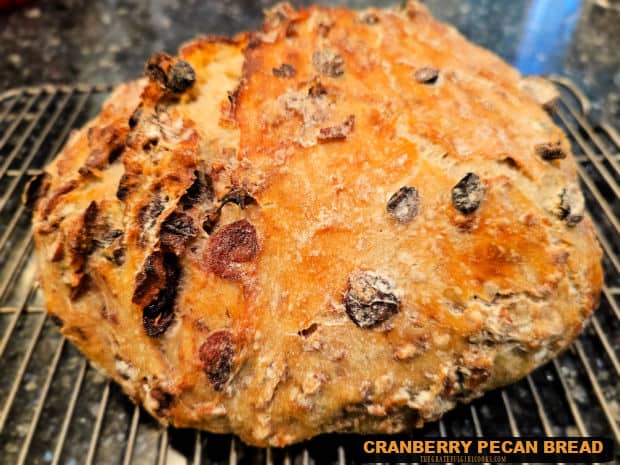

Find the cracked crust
[[32, 2, 602, 447]]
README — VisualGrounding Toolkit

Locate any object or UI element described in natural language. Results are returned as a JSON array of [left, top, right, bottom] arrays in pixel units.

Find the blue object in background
[[513, 0, 582, 75]]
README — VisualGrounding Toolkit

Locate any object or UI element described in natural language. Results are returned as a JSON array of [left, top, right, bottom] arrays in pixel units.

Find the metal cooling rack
[[0, 80, 617, 465]]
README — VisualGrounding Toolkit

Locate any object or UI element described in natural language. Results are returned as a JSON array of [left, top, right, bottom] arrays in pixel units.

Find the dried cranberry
[[199, 330, 234, 391], [207, 220, 259, 279]]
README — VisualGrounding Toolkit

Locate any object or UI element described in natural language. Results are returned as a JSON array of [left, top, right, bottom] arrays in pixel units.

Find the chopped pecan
[[273, 63, 296, 78], [48, 314, 64, 327], [179, 171, 214, 210], [201, 189, 256, 234], [160, 211, 197, 255], [138, 194, 165, 230], [150, 387, 174, 416], [308, 81, 327, 98], [344, 271, 400, 328], [359, 11, 380, 24], [134, 252, 180, 337], [535, 141, 566, 161], [40, 180, 77, 219], [445, 365, 491, 399], [414, 67, 439, 84], [168, 61, 196, 93], [116, 173, 139, 201], [145, 52, 196, 93], [558, 184, 585, 226], [68, 201, 99, 272], [451, 172, 485, 215], [70, 274, 92, 300], [112, 247, 126, 266], [128, 105, 142, 129], [219, 189, 256, 209], [387, 186, 420, 223], [312, 49, 345, 77], [318, 115, 355, 142], [22, 172, 50, 209], [79, 124, 127, 176], [133, 251, 167, 306], [92, 229, 123, 250], [298, 323, 319, 338]]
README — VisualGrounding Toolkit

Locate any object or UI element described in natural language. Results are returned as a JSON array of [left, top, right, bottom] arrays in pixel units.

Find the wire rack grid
[[0, 79, 618, 465]]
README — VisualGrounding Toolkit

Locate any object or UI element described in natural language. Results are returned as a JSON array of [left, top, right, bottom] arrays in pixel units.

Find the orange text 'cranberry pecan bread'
[[31, 1, 602, 447]]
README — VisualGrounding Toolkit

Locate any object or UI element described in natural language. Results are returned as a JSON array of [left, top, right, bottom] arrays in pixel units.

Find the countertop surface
[[0, 0, 619, 130]]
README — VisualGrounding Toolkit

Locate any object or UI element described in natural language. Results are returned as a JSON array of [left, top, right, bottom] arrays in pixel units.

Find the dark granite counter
[[1, 0, 619, 129]]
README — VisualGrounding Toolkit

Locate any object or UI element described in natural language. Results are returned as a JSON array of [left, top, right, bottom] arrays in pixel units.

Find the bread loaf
[[32, 1, 602, 446]]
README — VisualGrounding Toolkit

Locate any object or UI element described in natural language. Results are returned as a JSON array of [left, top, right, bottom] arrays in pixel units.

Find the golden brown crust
[[33, 1, 602, 447]]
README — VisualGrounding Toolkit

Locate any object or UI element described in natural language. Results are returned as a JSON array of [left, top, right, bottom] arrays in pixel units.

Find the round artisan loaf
[[32, 1, 602, 447]]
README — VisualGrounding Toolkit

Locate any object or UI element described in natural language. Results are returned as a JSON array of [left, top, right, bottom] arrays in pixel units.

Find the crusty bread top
[[33, 1, 602, 446]]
